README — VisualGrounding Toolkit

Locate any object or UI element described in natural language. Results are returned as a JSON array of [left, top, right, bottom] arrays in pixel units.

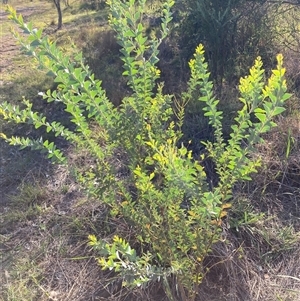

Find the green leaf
[[255, 112, 266, 123], [272, 106, 285, 116]]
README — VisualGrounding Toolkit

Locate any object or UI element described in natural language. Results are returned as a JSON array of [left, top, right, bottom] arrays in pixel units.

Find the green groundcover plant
[[1, 1, 291, 300]]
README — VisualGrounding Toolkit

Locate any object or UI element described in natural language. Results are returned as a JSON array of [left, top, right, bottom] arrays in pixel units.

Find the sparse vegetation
[[1, 1, 300, 301]]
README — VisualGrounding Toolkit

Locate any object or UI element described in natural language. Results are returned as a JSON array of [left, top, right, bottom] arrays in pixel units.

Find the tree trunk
[[53, 0, 62, 30]]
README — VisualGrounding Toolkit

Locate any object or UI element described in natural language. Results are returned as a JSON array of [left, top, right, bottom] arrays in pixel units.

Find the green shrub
[[1, 1, 291, 300], [177, 0, 276, 88]]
